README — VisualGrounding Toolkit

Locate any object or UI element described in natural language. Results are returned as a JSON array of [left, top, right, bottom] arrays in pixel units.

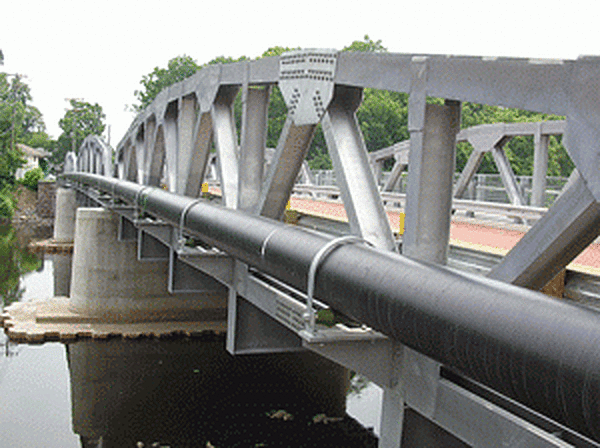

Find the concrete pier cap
[[69, 207, 226, 320]]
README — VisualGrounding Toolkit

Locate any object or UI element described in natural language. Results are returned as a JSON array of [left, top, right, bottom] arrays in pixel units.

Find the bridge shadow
[[67, 336, 361, 448]]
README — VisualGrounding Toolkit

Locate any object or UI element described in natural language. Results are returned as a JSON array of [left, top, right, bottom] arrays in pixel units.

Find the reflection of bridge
[[50, 50, 600, 446]]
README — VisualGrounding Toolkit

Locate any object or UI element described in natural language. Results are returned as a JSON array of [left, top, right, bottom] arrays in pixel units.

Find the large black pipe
[[64, 173, 600, 441]]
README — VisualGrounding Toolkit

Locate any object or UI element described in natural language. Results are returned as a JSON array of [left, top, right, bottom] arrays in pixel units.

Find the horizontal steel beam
[[63, 173, 600, 441]]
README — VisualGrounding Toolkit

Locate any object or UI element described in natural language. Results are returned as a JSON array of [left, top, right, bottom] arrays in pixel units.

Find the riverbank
[[10, 184, 54, 245]]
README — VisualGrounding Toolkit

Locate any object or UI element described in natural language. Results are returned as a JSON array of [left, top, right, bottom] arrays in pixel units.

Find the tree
[[134, 55, 200, 111], [53, 99, 106, 168], [0, 72, 50, 218], [0, 225, 41, 303], [342, 35, 387, 53], [0, 73, 45, 190], [133, 54, 250, 111]]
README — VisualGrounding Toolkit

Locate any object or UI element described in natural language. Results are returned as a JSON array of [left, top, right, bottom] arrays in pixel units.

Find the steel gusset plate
[[279, 49, 337, 125]]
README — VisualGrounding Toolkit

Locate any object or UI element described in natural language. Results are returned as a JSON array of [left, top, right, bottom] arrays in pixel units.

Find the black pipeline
[[64, 173, 600, 441]]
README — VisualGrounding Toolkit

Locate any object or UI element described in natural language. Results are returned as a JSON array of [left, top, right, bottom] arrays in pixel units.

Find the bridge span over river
[[6, 49, 600, 447]]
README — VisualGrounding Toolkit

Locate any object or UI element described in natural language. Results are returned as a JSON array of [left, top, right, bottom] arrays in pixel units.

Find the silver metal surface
[[304, 235, 367, 334], [323, 85, 397, 251], [211, 86, 240, 208], [403, 101, 461, 264], [257, 117, 316, 219], [238, 81, 270, 212], [174, 95, 196, 194], [76, 135, 113, 176], [185, 112, 213, 197], [491, 144, 526, 206], [279, 49, 337, 125], [532, 124, 550, 207], [137, 230, 169, 261], [163, 102, 178, 191]]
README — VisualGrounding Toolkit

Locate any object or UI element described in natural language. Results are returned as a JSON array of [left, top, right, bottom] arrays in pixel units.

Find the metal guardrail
[[291, 184, 549, 221]]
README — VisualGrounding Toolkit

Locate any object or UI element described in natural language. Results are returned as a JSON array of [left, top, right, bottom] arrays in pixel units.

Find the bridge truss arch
[[75, 134, 113, 176], [68, 49, 600, 447]]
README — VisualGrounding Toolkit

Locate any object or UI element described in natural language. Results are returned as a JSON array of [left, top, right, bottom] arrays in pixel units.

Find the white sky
[[1, 0, 598, 146]]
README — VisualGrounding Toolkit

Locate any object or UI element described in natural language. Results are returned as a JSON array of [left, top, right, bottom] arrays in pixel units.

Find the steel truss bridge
[[62, 50, 600, 447]]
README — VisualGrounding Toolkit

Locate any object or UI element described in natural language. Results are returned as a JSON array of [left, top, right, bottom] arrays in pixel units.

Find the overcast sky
[[1, 0, 598, 146]]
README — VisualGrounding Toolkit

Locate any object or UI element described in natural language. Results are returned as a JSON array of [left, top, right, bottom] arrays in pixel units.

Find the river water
[[0, 239, 383, 447]]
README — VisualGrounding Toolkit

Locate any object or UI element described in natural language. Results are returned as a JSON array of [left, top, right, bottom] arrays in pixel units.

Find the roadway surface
[[288, 196, 600, 274]]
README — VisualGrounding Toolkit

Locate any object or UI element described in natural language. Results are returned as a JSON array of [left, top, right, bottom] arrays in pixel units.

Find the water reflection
[[67, 337, 357, 447], [0, 223, 42, 306], [53, 252, 72, 297]]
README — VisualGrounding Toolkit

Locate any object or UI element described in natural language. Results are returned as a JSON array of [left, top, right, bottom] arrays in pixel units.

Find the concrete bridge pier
[[69, 207, 226, 320], [53, 187, 77, 243]]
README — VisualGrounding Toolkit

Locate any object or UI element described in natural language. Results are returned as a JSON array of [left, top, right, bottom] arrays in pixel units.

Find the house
[[15, 143, 51, 179]]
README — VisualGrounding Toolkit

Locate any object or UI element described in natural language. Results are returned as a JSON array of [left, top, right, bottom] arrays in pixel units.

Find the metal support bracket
[[177, 198, 205, 251], [133, 185, 153, 220], [302, 235, 369, 335]]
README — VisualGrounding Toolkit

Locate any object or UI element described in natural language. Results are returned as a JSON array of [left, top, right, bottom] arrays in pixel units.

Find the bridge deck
[[286, 196, 600, 273]]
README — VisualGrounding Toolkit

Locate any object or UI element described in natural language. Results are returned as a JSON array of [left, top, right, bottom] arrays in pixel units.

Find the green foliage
[[24, 130, 55, 152], [0, 146, 25, 190], [133, 54, 251, 112], [357, 89, 409, 152], [308, 150, 333, 170], [342, 35, 387, 53], [0, 190, 15, 221], [19, 167, 44, 191], [206, 55, 248, 66], [53, 99, 106, 168], [0, 73, 44, 189], [261, 46, 299, 58], [134, 55, 201, 111]]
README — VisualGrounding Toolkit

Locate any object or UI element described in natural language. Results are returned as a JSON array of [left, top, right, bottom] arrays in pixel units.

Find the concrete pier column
[[53, 187, 77, 243], [69, 207, 225, 319]]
